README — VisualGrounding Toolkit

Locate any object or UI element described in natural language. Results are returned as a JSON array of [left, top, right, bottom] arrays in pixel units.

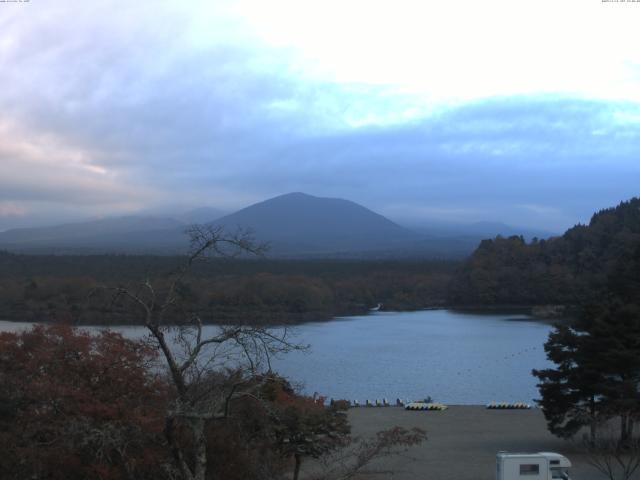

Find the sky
[[1, 0, 639, 232]]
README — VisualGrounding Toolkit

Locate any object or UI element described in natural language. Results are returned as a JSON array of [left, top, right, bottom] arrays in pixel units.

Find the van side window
[[520, 464, 540, 475]]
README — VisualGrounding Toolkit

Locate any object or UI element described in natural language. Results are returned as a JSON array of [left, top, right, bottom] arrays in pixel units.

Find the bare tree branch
[[581, 420, 640, 480], [101, 225, 301, 480]]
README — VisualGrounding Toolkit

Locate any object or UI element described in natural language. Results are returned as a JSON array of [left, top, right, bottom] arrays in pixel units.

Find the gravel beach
[[320, 406, 611, 480]]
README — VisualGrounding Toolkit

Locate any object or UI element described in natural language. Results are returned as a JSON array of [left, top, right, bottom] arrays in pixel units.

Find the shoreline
[[0, 304, 570, 327]]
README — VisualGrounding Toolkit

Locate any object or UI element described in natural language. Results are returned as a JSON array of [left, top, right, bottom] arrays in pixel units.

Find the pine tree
[[533, 324, 604, 441], [534, 302, 640, 444]]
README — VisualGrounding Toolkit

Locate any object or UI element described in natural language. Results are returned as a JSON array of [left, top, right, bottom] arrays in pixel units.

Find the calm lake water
[[0, 310, 553, 405]]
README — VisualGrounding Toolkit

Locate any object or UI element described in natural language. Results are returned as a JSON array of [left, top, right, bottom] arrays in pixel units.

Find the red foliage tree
[[0, 324, 167, 480], [261, 379, 350, 480]]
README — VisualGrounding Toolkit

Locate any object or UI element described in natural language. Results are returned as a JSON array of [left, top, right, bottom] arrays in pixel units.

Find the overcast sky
[[1, 0, 639, 232]]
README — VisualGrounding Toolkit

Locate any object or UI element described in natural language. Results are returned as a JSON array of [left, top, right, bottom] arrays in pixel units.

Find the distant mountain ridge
[[0, 192, 556, 258], [409, 220, 556, 241], [0, 216, 184, 245]]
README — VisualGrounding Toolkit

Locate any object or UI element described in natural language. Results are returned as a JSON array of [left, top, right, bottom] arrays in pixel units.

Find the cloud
[[0, 202, 27, 218], [0, 1, 639, 232], [232, 0, 640, 102], [0, 119, 156, 208], [228, 96, 640, 229]]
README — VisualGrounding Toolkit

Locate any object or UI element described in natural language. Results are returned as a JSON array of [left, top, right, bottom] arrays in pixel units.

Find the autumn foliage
[[0, 325, 426, 480], [0, 325, 167, 480]]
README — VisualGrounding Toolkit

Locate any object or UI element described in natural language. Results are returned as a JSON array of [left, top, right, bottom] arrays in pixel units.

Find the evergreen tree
[[534, 302, 640, 444], [586, 302, 640, 444], [533, 324, 604, 441]]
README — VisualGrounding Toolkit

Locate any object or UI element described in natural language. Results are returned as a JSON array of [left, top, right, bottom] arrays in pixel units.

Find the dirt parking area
[[325, 406, 615, 480]]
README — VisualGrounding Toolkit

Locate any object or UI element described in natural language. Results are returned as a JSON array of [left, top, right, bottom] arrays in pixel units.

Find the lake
[[0, 309, 553, 405]]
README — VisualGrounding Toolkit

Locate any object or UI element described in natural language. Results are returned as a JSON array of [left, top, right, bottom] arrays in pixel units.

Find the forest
[[448, 197, 640, 310], [0, 252, 455, 325]]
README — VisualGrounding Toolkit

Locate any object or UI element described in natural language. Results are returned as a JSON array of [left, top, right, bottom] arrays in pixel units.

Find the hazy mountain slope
[[213, 192, 419, 254], [408, 220, 556, 241], [176, 207, 226, 225], [0, 193, 558, 258], [0, 194, 421, 255], [0, 216, 185, 248]]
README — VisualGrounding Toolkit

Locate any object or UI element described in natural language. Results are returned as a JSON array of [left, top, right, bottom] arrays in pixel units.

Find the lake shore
[[0, 303, 570, 327], [335, 406, 600, 480]]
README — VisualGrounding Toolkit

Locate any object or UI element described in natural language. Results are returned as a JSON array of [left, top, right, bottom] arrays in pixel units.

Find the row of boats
[[331, 399, 533, 410], [486, 402, 532, 409]]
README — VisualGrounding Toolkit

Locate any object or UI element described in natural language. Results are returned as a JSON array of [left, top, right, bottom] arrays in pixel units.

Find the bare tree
[[108, 225, 304, 480], [582, 420, 640, 480], [310, 426, 427, 480]]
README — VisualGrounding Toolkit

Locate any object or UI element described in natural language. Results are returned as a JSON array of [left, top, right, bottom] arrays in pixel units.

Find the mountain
[[459, 221, 555, 240], [177, 207, 226, 225], [397, 220, 557, 259], [0, 216, 187, 253], [0, 193, 560, 258], [408, 220, 556, 241], [132, 206, 227, 225], [212, 192, 420, 255], [0, 194, 421, 256]]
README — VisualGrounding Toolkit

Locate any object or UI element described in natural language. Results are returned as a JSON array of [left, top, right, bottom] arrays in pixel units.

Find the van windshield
[[551, 467, 569, 479]]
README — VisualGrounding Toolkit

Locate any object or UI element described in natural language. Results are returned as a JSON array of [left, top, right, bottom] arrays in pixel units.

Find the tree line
[[448, 197, 640, 308], [0, 251, 455, 325]]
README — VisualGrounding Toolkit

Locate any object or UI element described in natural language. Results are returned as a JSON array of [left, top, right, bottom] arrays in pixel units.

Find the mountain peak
[[213, 193, 416, 255], [279, 192, 313, 199], [266, 192, 340, 203]]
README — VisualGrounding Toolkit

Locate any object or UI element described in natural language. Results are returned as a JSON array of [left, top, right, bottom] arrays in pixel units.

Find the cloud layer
[[1, 0, 639, 232]]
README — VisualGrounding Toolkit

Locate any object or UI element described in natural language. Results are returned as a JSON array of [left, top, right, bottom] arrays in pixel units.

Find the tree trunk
[[589, 395, 597, 444], [293, 453, 302, 480], [192, 417, 208, 480], [590, 420, 597, 444], [165, 416, 196, 480], [620, 413, 631, 447]]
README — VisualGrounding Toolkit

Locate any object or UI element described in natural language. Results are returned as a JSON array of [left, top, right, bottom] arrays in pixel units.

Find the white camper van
[[496, 452, 571, 480]]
